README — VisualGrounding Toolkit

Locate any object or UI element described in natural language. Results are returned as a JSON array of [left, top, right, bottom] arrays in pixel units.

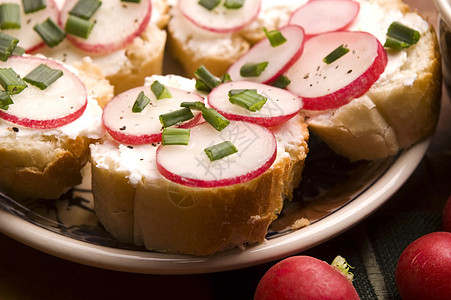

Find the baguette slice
[[90, 75, 309, 255], [36, 0, 170, 95], [304, 0, 441, 161], [0, 58, 111, 200]]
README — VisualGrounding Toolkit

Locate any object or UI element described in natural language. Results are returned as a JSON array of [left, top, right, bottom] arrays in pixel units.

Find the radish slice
[[227, 25, 305, 84], [178, 0, 261, 34], [156, 121, 277, 188], [208, 81, 302, 127], [1, 0, 59, 53], [102, 85, 204, 145], [0, 56, 87, 129], [289, 0, 359, 36], [59, 0, 152, 54], [285, 31, 387, 110]]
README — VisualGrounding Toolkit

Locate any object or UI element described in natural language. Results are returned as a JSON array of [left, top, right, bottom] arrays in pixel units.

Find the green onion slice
[[162, 128, 190, 145], [34, 18, 66, 47], [22, 0, 46, 14], [0, 91, 13, 110], [180, 101, 230, 131], [151, 80, 172, 99], [224, 0, 244, 9], [198, 0, 221, 10], [65, 15, 94, 39], [0, 32, 19, 62], [0, 4, 21, 30], [384, 21, 420, 49], [240, 62, 268, 77], [23, 64, 63, 90], [159, 107, 194, 128], [194, 65, 220, 91], [263, 27, 287, 47], [12, 45, 25, 56], [228, 89, 267, 112], [131, 91, 150, 113], [323, 44, 349, 64], [271, 75, 291, 89], [69, 0, 102, 20], [121, 0, 142, 3], [0, 68, 27, 94], [204, 141, 238, 161]]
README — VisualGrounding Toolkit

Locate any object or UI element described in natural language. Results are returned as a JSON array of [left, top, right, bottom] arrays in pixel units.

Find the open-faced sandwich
[[0, 32, 112, 199]]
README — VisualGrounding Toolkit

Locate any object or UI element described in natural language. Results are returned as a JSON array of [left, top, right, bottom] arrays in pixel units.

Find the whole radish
[[442, 194, 451, 232], [395, 232, 451, 300], [254, 255, 360, 300]]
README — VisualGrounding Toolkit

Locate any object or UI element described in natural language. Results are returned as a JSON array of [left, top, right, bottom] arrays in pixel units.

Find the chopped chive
[[221, 73, 232, 83], [0, 32, 19, 62], [0, 91, 13, 110], [194, 65, 220, 91], [271, 75, 291, 89], [69, 0, 102, 20], [204, 141, 238, 161], [384, 21, 420, 49], [23, 64, 63, 90], [22, 0, 46, 14], [151, 80, 172, 99], [65, 15, 94, 39], [228, 89, 267, 112], [323, 44, 349, 64], [132, 91, 150, 113], [180, 101, 230, 131], [12, 45, 25, 56], [198, 0, 221, 10], [0, 4, 21, 29], [0, 68, 27, 94], [240, 62, 268, 77], [223, 0, 244, 9], [195, 79, 210, 92], [162, 128, 190, 145], [34, 18, 66, 47], [159, 107, 194, 128], [121, 0, 141, 2], [263, 27, 287, 47]]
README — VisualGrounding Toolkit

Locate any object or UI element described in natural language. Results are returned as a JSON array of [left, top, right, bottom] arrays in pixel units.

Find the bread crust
[[91, 115, 309, 255]]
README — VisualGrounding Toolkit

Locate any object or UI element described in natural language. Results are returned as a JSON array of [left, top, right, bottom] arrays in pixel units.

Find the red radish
[[178, 0, 261, 34], [254, 255, 360, 300], [442, 194, 451, 232], [102, 85, 203, 145], [1, 0, 60, 53], [0, 56, 87, 129], [208, 81, 303, 127], [59, 0, 152, 54], [395, 232, 451, 300], [227, 25, 305, 84], [156, 121, 277, 188], [285, 31, 387, 110], [289, 0, 359, 36]]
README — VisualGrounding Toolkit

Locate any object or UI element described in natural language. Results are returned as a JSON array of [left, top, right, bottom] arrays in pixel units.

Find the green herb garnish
[[228, 89, 267, 112], [0, 32, 19, 62], [240, 62, 268, 77], [384, 21, 420, 49], [162, 127, 190, 145], [223, 0, 244, 9], [263, 27, 287, 47], [159, 107, 194, 128], [69, 0, 102, 20], [132, 91, 150, 113], [0, 3, 21, 29], [23, 64, 63, 90], [204, 141, 238, 161], [0, 68, 27, 94], [323, 44, 350, 64], [271, 75, 291, 89], [0, 91, 13, 110], [22, 0, 46, 14], [198, 0, 221, 10], [151, 80, 172, 99], [34, 18, 66, 47], [181, 101, 230, 131], [65, 15, 95, 39]]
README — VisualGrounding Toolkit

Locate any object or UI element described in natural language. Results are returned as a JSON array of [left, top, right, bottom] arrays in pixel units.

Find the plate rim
[[0, 137, 431, 274]]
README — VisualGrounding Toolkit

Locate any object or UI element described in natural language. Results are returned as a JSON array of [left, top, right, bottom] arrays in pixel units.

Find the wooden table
[[1, 1, 450, 299]]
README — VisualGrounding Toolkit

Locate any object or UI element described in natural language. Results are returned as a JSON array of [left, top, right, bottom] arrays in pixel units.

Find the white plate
[[0, 135, 431, 274]]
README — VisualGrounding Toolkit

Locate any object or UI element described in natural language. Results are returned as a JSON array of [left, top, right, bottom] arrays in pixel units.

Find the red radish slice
[[227, 25, 305, 84], [208, 81, 303, 127], [102, 85, 204, 145], [0, 56, 87, 129], [178, 0, 261, 34], [285, 31, 387, 110], [59, 0, 152, 54], [289, 0, 359, 36], [156, 121, 277, 188], [2, 0, 59, 53]]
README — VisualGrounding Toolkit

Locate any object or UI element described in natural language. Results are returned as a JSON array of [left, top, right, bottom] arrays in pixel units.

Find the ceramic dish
[[0, 131, 431, 274]]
